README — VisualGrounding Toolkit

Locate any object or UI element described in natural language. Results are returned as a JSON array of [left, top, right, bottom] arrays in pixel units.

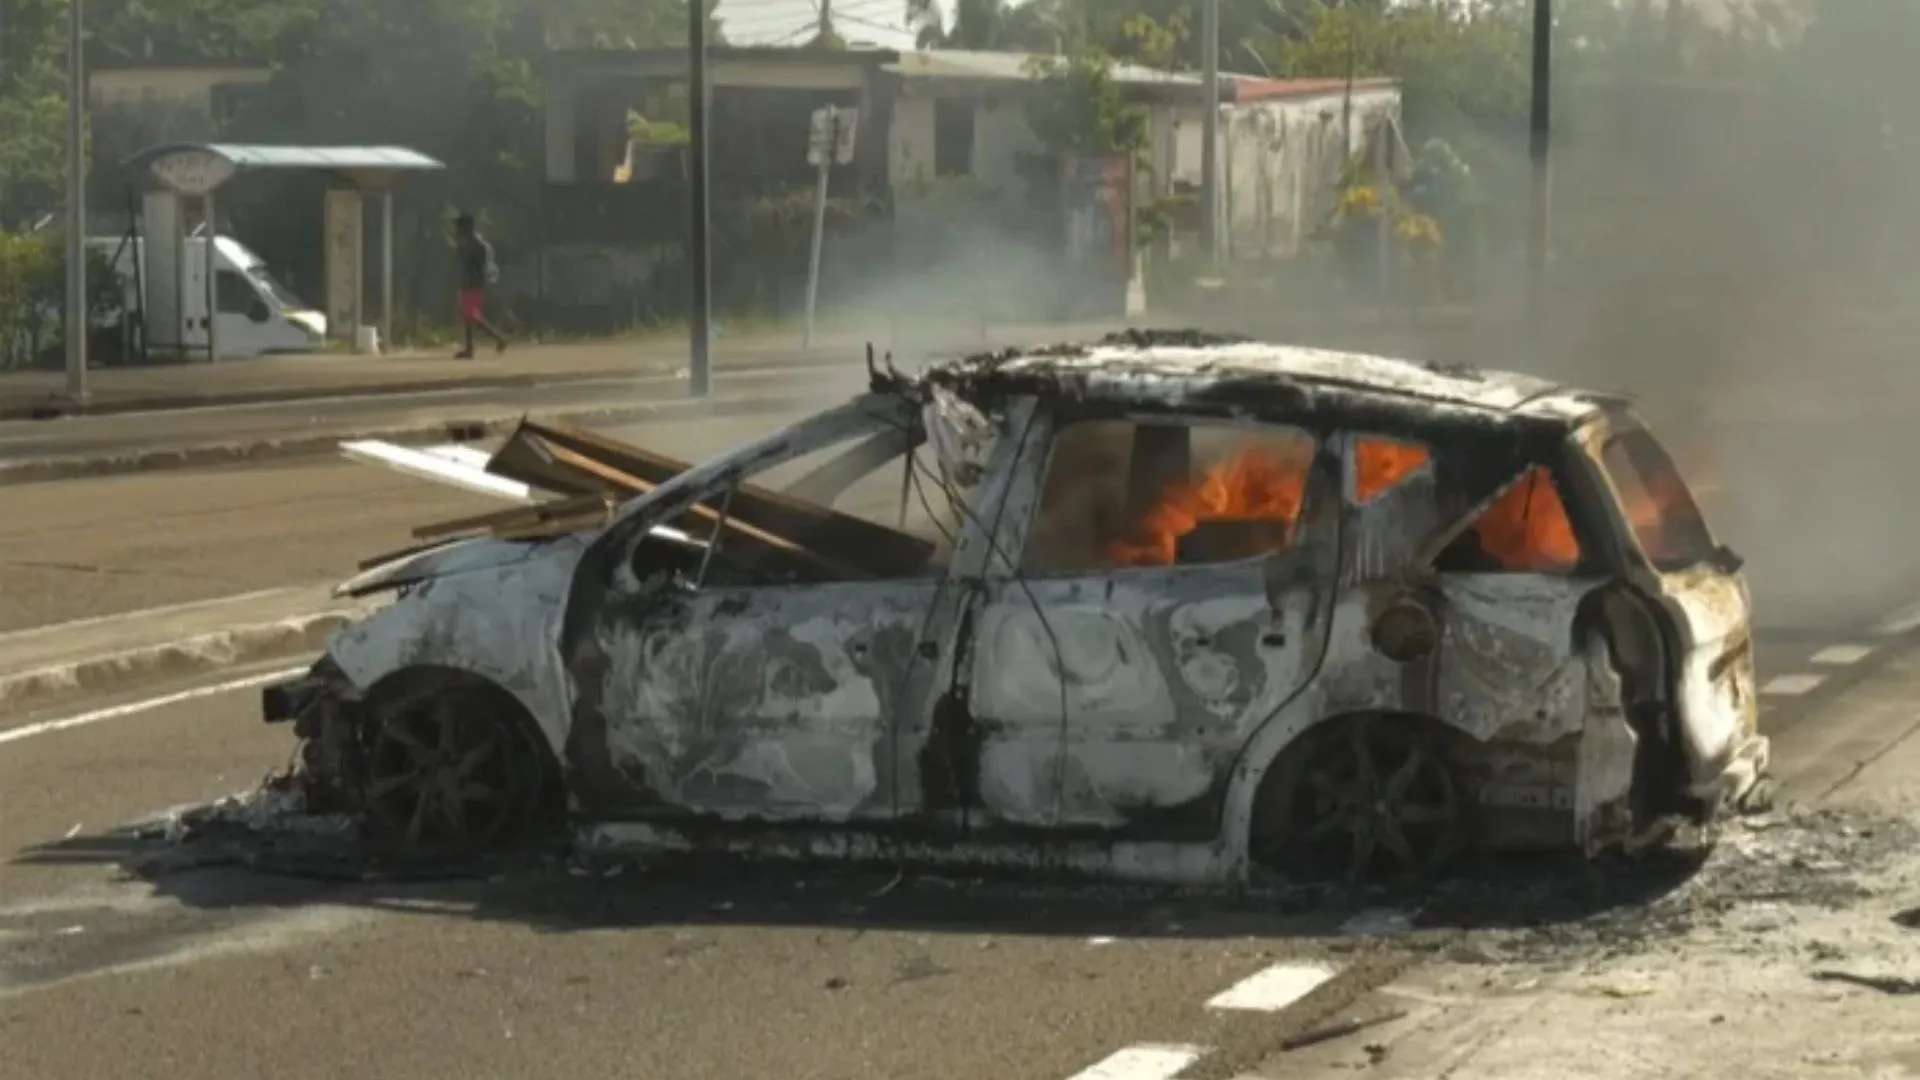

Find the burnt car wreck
[[263, 330, 1771, 885]]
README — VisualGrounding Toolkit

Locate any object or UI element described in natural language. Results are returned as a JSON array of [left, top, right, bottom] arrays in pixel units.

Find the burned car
[[265, 331, 1768, 884]]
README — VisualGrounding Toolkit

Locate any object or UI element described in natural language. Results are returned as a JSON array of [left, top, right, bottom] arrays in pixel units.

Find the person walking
[[453, 212, 507, 358]]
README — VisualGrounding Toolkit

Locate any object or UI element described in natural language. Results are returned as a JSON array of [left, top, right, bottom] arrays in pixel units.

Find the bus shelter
[[121, 142, 444, 360]]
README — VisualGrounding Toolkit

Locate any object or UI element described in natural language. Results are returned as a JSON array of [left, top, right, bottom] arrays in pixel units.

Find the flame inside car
[[1102, 434, 1586, 574], [1109, 441, 1312, 566]]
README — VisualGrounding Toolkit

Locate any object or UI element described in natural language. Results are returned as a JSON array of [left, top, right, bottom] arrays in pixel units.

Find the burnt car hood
[[335, 526, 707, 599], [334, 538, 557, 598]]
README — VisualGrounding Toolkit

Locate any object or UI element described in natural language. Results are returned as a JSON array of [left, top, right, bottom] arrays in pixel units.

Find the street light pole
[[65, 0, 87, 401], [1526, 0, 1553, 338], [686, 0, 712, 397], [1199, 0, 1220, 260]]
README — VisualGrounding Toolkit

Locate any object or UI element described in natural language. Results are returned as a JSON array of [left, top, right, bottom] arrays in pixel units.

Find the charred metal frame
[[266, 331, 1766, 881]]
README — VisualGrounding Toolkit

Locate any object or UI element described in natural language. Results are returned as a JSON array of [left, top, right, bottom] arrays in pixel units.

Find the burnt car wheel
[[1254, 714, 1471, 886], [359, 676, 550, 859]]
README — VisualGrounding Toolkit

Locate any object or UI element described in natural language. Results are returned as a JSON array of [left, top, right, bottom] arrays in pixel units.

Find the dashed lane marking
[[1762, 674, 1826, 697], [1876, 600, 1920, 637], [1206, 962, 1338, 1012], [1811, 644, 1875, 666], [0, 666, 305, 746], [1062, 1044, 1206, 1080]]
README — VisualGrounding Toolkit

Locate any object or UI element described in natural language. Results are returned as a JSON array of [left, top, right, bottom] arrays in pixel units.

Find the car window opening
[[1600, 429, 1717, 572], [1024, 420, 1318, 573], [1437, 467, 1582, 575], [627, 422, 980, 590]]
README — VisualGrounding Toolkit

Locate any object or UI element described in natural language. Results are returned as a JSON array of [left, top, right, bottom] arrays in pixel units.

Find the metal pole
[[802, 119, 831, 350], [1199, 0, 1220, 260], [204, 192, 217, 362], [686, 0, 713, 397], [1376, 118, 1392, 303], [1526, 0, 1553, 338], [64, 0, 87, 400], [381, 189, 394, 352]]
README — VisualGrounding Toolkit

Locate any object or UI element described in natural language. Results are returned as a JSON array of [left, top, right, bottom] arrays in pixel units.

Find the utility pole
[[686, 0, 712, 397], [816, 0, 831, 40], [1199, 0, 1220, 260], [1525, 0, 1553, 339], [65, 0, 87, 402]]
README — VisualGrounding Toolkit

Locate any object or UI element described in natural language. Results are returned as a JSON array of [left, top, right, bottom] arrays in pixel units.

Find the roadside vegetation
[[0, 0, 1898, 366]]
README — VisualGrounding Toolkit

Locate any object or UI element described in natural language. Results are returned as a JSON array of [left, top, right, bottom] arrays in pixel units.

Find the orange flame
[[1109, 443, 1310, 566], [1621, 461, 1705, 564], [1470, 468, 1580, 573], [1356, 439, 1430, 501], [1107, 438, 1584, 573]]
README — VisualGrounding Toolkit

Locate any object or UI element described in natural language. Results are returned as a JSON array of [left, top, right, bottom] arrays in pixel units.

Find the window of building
[[933, 98, 975, 177], [209, 82, 265, 127]]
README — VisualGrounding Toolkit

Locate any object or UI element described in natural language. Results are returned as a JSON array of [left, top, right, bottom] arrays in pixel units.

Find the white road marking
[[1762, 673, 1825, 697], [1877, 601, 1920, 636], [0, 666, 305, 746], [1811, 644, 1874, 666], [1206, 961, 1337, 1011], [1063, 1044, 1205, 1080]]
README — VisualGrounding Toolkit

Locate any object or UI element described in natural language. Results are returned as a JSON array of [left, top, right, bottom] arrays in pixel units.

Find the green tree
[[0, 0, 77, 229], [1276, 2, 1529, 135], [1024, 44, 1151, 158], [905, 0, 1061, 50]]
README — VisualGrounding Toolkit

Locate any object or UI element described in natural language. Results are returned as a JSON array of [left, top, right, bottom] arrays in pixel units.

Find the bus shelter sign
[[150, 149, 237, 196]]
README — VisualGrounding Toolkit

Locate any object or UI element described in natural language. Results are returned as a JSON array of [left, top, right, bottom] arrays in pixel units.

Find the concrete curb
[[0, 390, 824, 486], [0, 606, 370, 714], [0, 364, 643, 422], [0, 325, 1038, 421], [0, 338, 872, 422]]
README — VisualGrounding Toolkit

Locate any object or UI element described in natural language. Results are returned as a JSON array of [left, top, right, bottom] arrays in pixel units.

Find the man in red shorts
[[453, 212, 507, 358]]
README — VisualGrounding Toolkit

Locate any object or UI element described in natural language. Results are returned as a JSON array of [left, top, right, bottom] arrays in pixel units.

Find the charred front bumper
[[260, 659, 364, 810]]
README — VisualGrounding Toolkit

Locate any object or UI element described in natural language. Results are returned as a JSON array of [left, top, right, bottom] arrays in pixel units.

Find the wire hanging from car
[[874, 385, 1073, 836]]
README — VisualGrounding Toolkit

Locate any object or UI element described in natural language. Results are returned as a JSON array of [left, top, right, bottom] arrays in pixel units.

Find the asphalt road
[[0, 620, 1911, 1080], [0, 385, 877, 633], [0, 362, 867, 466], [5, 327, 1920, 1078], [0, 421, 1915, 1078]]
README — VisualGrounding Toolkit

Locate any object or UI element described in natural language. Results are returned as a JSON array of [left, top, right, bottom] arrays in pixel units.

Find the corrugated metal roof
[[1233, 76, 1398, 103], [885, 49, 1206, 89], [123, 142, 445, 172]]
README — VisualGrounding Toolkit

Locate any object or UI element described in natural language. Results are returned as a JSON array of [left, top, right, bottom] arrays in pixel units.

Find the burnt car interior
[[626, 423, 975, 591], [1599, 427, 1731, 573], [1023, 416, 1320, 574]]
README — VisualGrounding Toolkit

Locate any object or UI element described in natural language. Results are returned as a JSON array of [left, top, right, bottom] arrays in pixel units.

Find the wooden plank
[[411, 493, 611, 541], [517, 418, 936, 578], [538, 441, 868, 579], [484, 419, 622, 496]]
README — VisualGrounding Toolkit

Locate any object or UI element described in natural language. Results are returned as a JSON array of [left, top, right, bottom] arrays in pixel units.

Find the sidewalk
[[0, 320, 1118, 421], [0, 586, 377, 718]]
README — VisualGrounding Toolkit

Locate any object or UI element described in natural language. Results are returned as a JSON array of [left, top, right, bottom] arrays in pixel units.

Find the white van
[[92, 234, 328, 360]]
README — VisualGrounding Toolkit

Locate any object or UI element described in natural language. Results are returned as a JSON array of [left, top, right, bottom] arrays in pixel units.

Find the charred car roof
[[917, 330, 1617, 436]]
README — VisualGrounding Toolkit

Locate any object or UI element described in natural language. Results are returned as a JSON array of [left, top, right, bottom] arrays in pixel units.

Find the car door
[[1586, 420, 1763, 801], [1349, 432, 1608, 815], [960, 407, 1341, 836], [605, 575, 952, 822], [213, 267, 273, 358], [558, 394, 992, 826]]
